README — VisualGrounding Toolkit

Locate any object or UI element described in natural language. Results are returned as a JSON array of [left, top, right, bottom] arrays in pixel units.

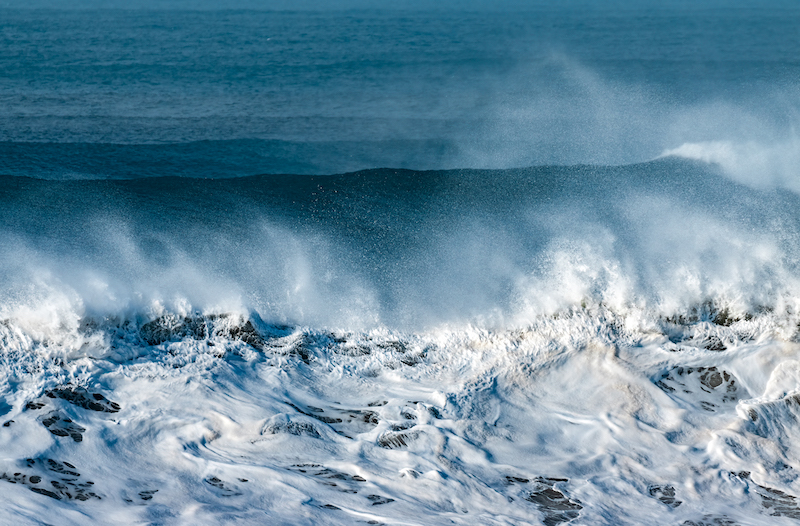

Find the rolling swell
[[0, 139, 464, 179], [0, 157, 798, 330]]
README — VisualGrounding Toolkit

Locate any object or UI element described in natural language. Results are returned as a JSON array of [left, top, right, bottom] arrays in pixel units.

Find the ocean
[[1, 2, 800, 524]]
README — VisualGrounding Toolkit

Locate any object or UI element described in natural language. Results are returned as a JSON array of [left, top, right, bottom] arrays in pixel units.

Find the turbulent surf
[[2, 2, 800, 525]]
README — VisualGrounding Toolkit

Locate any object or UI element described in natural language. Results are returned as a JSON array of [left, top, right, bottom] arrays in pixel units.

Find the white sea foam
[[2, 303, 800, 524]]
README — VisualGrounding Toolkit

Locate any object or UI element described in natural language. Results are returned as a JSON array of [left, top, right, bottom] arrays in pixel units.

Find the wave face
[[2, 158, 800, 331], [3, 3, 800, 525]]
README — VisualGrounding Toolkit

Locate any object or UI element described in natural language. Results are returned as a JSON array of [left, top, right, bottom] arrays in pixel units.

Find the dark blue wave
[[0, 139, 463, 179]]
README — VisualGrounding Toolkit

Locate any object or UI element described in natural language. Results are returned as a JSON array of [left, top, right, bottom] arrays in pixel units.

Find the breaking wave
[[2, 156, 800, 334], [5, 156, 800, 524]]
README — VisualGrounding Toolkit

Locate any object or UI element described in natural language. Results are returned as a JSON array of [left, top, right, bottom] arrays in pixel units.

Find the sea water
[[1, 2, 800, 524]]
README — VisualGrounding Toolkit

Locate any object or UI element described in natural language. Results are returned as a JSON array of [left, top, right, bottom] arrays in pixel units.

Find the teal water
[[2, 5, 800, 525], [1, 5, 798, 172]]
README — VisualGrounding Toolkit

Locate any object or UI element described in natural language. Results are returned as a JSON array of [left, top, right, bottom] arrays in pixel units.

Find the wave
[[0, 139, 465, 179], [1, 156, 799, 332], [5, 155, 798, 523], [3, 6, 800, 523]]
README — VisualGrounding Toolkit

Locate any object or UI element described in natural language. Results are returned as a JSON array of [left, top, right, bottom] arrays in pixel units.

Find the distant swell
[[0, 139, 464, 179]]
